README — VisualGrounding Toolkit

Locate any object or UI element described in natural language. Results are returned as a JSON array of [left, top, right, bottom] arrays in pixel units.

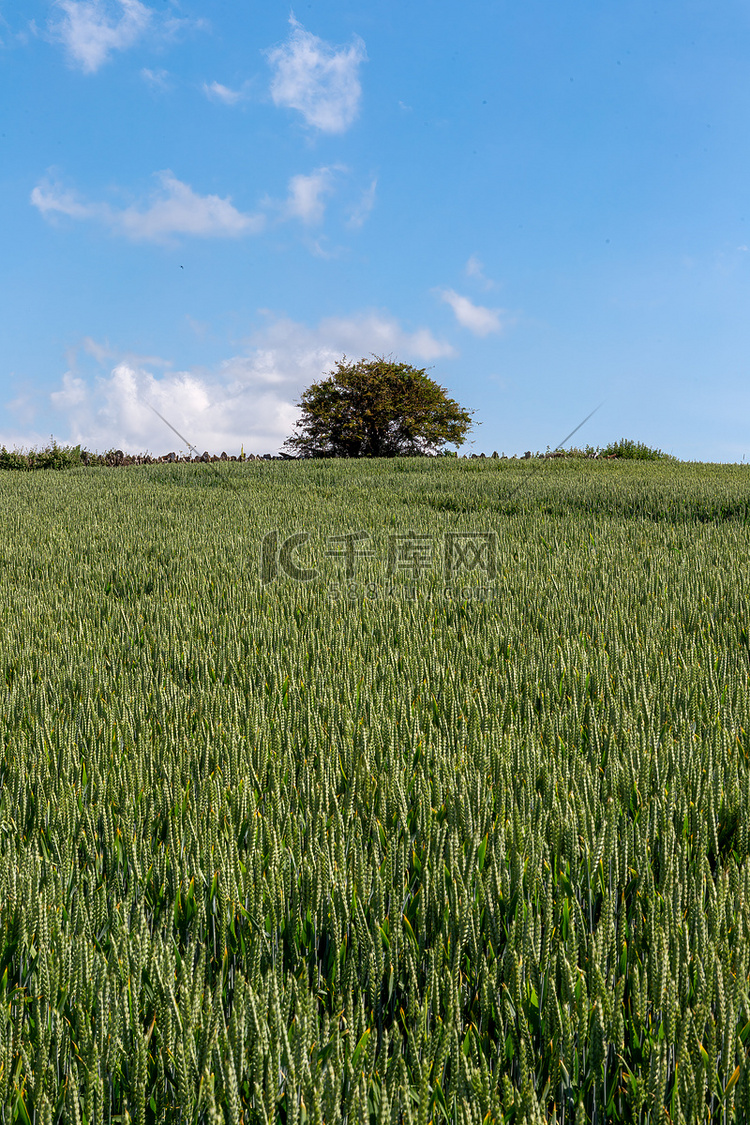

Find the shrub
[[0, 439, 85, 471], [598, 437, 675, 460], [284, 355, 474, 457]]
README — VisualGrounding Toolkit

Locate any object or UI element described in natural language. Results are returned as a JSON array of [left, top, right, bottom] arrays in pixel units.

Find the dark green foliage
[[0, 440, 141, 470], [283, 355, 474, 457], [0, 438, 86, 470], [598, 437, 675, 460]]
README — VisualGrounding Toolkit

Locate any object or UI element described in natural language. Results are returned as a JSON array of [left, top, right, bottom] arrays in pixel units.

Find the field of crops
[[2, 457, 750, 1124]]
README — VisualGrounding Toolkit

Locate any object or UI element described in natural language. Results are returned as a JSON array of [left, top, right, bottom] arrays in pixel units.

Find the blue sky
[[1, 0, 749, 460]]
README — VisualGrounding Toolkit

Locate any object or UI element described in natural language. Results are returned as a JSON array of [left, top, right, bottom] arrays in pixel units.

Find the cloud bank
[[27, 311, 455, 456], [266, 17, 366, 133]]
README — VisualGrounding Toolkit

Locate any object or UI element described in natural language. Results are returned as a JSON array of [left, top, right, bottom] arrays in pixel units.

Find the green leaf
[[351, 1027, 371, 1072], [402, 914, 418, 950]]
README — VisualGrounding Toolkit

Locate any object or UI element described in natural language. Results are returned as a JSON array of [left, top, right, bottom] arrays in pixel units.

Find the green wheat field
[[2, 457, 750, 1124]]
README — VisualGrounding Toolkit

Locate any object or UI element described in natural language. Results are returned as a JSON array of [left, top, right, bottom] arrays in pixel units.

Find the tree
[[283, 356, 474, 458]]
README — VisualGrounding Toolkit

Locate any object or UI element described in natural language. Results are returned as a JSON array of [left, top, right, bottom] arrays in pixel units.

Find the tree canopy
[[283, 356, 474, 458]]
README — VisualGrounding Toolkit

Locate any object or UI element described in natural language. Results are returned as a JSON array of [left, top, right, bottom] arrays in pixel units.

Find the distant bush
[[0, 439, 86, 471], [598, 437, 675, 461], [0, 441, 164, 470], [544, 444, 600, 459]]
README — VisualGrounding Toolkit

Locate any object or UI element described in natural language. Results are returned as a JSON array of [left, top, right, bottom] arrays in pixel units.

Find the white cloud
[[31, 171, 265, 242], [266, 16, 366, 133], [283, 166, 339, 225], [81, 336, 115, 363], [31, 164, 374, 245], [0, 11, 34, 48], [50, 0, 153, 73], [4, 389, 38, 428], [347, 178, 376, 229], [30, 178, 104, 221], [50, 371, 88, 409], [117, 173, 264, 240], [0, 428, 54, 454], [465, 254, 483, 279], [202, 80, 243, 105], [141, 66, 170, 90], [263, 167, 374, 235], [261, 165, 346, 228], [438, 289, 507, 337], [160, 12, 208, 41], [36, 311, 455, 456], [464, 254, 496, 289], [312, 312, 454, 361]]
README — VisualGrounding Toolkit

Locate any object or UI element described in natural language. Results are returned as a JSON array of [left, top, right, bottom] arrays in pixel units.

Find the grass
[[0, 457, 749, 1122]]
